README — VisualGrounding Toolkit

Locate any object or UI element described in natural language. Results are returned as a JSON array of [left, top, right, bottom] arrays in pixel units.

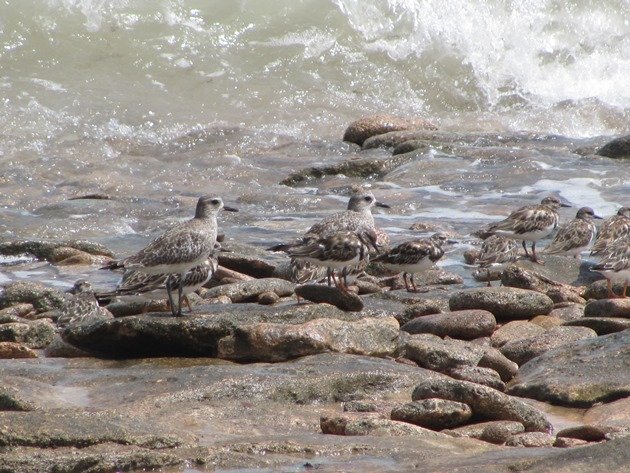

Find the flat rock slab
[[203, 278, 295, 303], [320, 413, 448, 437], [449, 287, 553, 321], [218, 316, 401, 362], [295, 284, 364, 312], [401, 309, 496, 340], [412, 378, 552, 432], [445, 420, 525, 444], [446, 366, 505, 391], [490, 320, 545, 348], [499, 326, 598, 365], [390, 399, 472, 430], [507, 330, 630, 407], [563, 317, 630, 335]]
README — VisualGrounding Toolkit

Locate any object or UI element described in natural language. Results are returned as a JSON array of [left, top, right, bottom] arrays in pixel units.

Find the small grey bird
[[591, 236, 630, 299], [57, 280, 113, 329]]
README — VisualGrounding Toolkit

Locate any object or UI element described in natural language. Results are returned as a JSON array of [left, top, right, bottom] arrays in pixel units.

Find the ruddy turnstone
[[57, 280, 113, 329], [482, 196, 570, 264], [591, 236, 630, 298], [543, 207, 601, 259], [102, 196, 237, 316], [268, 188, 389, 283], [475, 235, 519, 286], [98, 258, 217, 313], [372, 233, 449, 292], [590, 206, 630, 257], [287, 230, 377, 290]]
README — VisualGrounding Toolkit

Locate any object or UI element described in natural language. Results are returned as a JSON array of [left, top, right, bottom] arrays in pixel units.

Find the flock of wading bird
[[58, 190, 630, 321]]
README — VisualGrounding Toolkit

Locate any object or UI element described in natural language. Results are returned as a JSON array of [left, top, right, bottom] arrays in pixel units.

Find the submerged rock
[[343, 114, 437, 146], [596, 135, 630, 159], [320, 413, 447, 437]]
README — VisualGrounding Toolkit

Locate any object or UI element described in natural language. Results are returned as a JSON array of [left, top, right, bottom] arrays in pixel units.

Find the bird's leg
[[606, 279, 616, 299], [183, 295, 193, 313], [486, 268, 492, 287], [521, 240, 530, 258], [530, 242, 544, 264], [402, 273, 410, 292], [341, 267, 349, 291], [326, 268, 333, 287], [165, 275, 177, 317], [177, 273, 185, 317], [623, 282, 628, 299], [410, 274, 418, 293]]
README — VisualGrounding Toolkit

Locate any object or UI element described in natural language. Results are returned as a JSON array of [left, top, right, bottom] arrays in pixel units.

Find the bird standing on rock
[[102, 196, 237, 317], [480, 196, 570, 264], [543, 206, 601, 259]]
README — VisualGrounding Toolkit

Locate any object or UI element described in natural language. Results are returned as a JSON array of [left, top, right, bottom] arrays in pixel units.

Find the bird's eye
[[363, 196, 372, 202], [211, 199, 220, 205]]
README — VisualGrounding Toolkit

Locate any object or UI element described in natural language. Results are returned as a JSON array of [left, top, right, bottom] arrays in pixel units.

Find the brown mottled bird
[[590, 206, 630, 257], [543, 206, 601, 259]]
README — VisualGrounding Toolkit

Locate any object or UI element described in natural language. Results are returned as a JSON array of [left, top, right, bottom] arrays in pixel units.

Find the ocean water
[[0, 0, 629, 286]]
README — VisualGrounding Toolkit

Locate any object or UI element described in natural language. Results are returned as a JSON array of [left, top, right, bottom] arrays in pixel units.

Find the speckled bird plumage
[[544, 207, 600, 258], [372, 233, 448, 292], [57, 280, 112, 329], [476, 235, 520, 268], [288, 231, 374, 269], [590, 206, 630, 257], [591, 236, 630, 298]]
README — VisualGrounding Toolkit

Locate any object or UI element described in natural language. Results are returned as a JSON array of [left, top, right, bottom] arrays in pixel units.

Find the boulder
[[490, 320, 546, 348], [449, 287, 553, 321], [320, 413, 448, 437], [203, 278, 294, 303], [478, 346, 519, 382], [505, 432, 555, 447], [403, 334, 486, 372], [0, 320, 55, 348], [548, 303, 585, 321], [584, 299, 630, 318], [596, 135, 630, 159], [411, 378, 551, 432], [390, 399, 472, 430], [401, 310, 496, 340], [444, 420, 525, 444], [500, 326, 598, 365], [500, 264, 585, 303], [507, 330, 630, 406], [563, 317, 630, 335], [343, 114, 437, 146], [445, 366, 505, 391], [295, 284, 364, 312], [0, 342, 37, 359], [396, 299, 446, 325], [0, 281, 67, 313]]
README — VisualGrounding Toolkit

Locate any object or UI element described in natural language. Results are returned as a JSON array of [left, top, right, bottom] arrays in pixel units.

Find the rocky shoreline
[[1, 118, 629, 473]]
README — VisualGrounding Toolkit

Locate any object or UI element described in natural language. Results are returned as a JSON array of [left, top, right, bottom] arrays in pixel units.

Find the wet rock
[[0, 281, 67, 313], [583, 397, 630, 431], [505, 432, 555, 447], [584, 298, 630, 318], [463, 248, 482, 265], [390, 399, 472, 430], [0, 320, 55, 349], [44, 334, 93, 358], [354, 279, 382, 295], [554, 437, 591, 448], [444, 420, 525, 444], [530, 315, 565, 329], [411, 378, 551, 432], [218, 317, 400, 363], [490, 320, 546, 348], [445, 366, 505, 391], [403, 334, 486, 372], [50, 246, 108, 265], [449, 287, 553, 321], [0, 386, 36, 411], [596, 134, 630, 159], [218, 247, 277, 279], [320, 413, 448, 437], [257, 291, 280, 305], [500, 264, 585, 303], [548, 303, 585, 321], [62, 314, 234, 358], [280, 153, 416, 186], [478, 346, 519, 382], [556, 425, 621, 442], [0, 410, 186, 448], [583, 280, 627, 300], [0, 239, 114, 262], [563, 317, 630, 335], [392, 139, 431, 155], [0, 341, 37, 359], [500, 326, 598, 365], [342, 114, 437, 146], [401, 310, 496, 340], [511, 255, 600, 287], [396, 299, 446, 325], [203, 278, 295, 303], [343, 400, 380, 413], [295, 284, 364, 312], [507, 330, 630, 407], [104, 298, 169, 317]]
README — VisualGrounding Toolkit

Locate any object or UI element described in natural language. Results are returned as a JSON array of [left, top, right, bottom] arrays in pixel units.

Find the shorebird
[[287, 230, 378, 290], [372, 233, 450, 292], [480, 196, 570, 264], [475, 235, 520, 286], [591, 236, 630, 298], [102, 196, 236, 316], [97, 258, 217, 313], [57, 280, 113, 329], [543, 207, 601, 259], [268, 188, 389, 283], [590, 206, 630, 257]]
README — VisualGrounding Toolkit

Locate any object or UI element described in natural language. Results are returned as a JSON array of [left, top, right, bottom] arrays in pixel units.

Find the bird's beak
[[375, 202, 390, 209], [594, 214, 603, 219], [446, 239, 459, 245], [223, 206, 239, 212], [560, 202, 571, 208]]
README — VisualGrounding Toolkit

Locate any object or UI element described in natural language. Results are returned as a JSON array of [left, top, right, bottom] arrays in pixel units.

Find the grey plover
[[590, 206, 630, 257], [591, 236, 630, 298], [474, 235, 519, 286], [268, 188, 389, 283], [57, 280, 113, 329], [543, 207, 601, 259], [372, 233, 449, 292], [98, 258, 217, 313], [287, 230, 377, 289], [102, 196, 236, 316], [481, 196, 570, 264]]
